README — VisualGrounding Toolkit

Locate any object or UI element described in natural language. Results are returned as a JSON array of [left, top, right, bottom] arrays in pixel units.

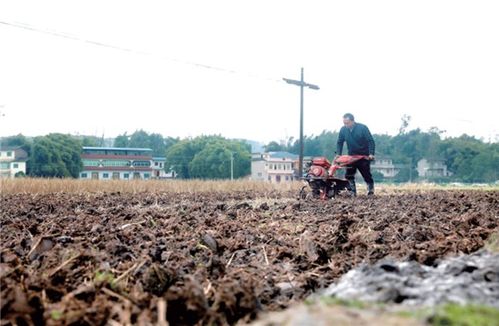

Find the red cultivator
[[300, 155, 369, 200]]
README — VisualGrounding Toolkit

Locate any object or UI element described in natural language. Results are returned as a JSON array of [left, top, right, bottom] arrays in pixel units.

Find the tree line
[[1, 127, 497, 182], [0, 131, 250, 180], [264, 127, 498, 183]]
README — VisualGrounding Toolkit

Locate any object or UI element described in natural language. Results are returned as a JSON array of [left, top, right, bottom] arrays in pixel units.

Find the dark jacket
[[336, 122, 375, 156]]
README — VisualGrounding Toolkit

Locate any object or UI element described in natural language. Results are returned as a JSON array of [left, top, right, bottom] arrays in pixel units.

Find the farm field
[[1, 180, 498, 325]]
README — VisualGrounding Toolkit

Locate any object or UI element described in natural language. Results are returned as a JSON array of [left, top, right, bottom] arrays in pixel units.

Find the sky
[[1, 0, 498, 145]]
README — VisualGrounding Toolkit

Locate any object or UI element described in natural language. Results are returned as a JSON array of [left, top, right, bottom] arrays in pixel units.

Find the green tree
[[265, 125, 497, 183], [113, 133, 130, 148], [371, 170, 385, 183], [0, 134, 31, 156], [440, 135, 498, 183], [30, 134, 82, 178], [80, 136, 100, 147], [166, 135, 250, 179], [264, 141, 284, 152], [114, 130, 179, 157]]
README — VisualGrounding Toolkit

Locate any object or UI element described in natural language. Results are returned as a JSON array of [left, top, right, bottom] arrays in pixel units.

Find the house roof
[[82, 146, 153, 152], [268, 151, 299, 160], [0, 146, 28, 160]]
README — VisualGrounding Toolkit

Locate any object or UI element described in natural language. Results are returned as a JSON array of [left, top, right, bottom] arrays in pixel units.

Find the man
[[336, 113, 375, 195]]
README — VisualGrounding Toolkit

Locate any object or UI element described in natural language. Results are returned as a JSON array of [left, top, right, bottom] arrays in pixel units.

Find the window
[[13, 163, 18, 169], [144, 173, 150, 179], [102, 160, 130, 167], [7, 151, 12, 157], [159, 163, 163, 168], [155, 162, 159, 166], [257, 172, 262, 177], [133, 161, 151, 167], [124, 173, 129, 179], [83, 160, 100, 167], [81, 173, 88, 178], [103, 173, 109, 178], [0, 162, 10, 169]]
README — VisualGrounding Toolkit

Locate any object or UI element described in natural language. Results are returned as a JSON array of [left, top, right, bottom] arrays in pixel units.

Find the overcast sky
[[1, 0, 498, 144]]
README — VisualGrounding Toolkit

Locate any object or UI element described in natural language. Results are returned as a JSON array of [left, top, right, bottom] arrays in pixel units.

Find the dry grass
[[0, 178, 301, 195], [0, 178, 496, 195]]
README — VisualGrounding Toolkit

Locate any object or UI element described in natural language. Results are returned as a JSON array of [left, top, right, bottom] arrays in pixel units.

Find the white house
[[152, 157, 176, 179], [251, 152, 298, 183], [417, 158, 451, 178], [0, 146, 28, 178], [371, 157, 401, 178]]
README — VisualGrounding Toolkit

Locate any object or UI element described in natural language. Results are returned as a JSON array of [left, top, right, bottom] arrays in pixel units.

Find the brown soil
[[1, 190, 498, 325]]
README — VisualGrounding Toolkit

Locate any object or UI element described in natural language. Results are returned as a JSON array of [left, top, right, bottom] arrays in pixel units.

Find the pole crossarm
[[282, 68, 319, 181], [282, 78, 320, 90]]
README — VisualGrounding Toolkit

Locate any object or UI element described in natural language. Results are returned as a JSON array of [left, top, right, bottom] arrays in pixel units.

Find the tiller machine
[[300, 155, 368, 200]]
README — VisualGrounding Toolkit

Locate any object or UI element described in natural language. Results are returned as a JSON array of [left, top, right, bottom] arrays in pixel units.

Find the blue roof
[[83, 146, 152, 152], [152, 157, 167, 161], [268, 151, 299, 159]]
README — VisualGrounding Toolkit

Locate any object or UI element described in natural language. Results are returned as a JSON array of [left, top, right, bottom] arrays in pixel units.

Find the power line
[[0, 20, 282, 83]]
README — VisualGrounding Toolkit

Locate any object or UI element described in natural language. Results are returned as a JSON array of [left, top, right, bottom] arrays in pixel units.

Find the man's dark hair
[[343, 113, 355, 121]]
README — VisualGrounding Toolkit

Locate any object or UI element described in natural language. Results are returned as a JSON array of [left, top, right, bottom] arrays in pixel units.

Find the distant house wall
[[251, 158, 267, 181], [0, 147, 28, 178], [251, 152, 297, 183], [417, 158, 450, 178], [371, 158, 400, 178], [151, 157, 173, 179], [79, 169, 152, 180], [80, 146, 155, 181]]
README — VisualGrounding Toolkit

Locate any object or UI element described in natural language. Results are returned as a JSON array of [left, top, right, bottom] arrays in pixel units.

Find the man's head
[[343, 113, 355, 129]]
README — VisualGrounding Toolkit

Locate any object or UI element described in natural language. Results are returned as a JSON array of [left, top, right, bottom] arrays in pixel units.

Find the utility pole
[[230, 152, 234, 181], [283, 68, 319, 179]]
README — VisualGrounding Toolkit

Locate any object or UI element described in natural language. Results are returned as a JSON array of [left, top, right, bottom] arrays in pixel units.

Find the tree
[[30, 134, 82, 178], [80, 136, 100, 147], [0, 134, 31, 156], [371, 170, 385, 183], [398, 114, 411, 135], [166, 135, 250, 179], [114, 133, 130, 148], [264, 127, 497, 183], [114, 130, 179, 156], [264, 141, 284, 152]]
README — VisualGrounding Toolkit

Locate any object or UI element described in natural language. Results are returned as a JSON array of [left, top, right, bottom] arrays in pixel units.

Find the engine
[[308, 157, 331, 178]]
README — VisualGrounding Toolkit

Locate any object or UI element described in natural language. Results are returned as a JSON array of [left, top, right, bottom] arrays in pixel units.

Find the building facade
[[0, 147, 28, 178], [152, 157, 175, 179], [79, 147, 168, 180], [417, 158, 450, 178], [371, 157, 401, 178], [251, 152, 298, 183]]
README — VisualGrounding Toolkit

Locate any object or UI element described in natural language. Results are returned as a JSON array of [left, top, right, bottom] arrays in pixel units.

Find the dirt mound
[[1, 190, 498, 325]]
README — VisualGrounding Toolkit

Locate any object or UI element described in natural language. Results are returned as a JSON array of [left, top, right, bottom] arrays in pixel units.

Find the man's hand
[[368, 155, 375, 161]]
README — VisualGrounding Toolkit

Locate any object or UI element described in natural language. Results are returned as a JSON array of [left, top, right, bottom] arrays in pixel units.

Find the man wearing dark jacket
[[336, 113, 375, 195]]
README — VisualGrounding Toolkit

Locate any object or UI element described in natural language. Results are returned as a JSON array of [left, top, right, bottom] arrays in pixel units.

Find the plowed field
[[1, 190, 498, 325]]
